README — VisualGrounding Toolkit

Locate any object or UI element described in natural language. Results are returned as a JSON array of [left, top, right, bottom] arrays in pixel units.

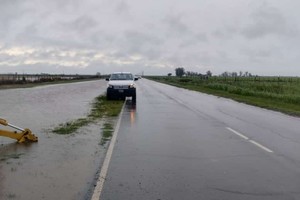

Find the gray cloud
[[241, 3, 298, 39], [62, 16, 98, 33], [115, 1, 130, 16], [0, 0, 300, 76], [163, 13, 190, 37], [122, 30, 163, 56], [195, 33, 208, 43], [212, 26, 238, 40]]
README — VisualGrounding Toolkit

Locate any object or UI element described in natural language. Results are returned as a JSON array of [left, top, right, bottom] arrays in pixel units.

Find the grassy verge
[[0, 153, 24, 161], [100, 122, 114, 145], [53, 95, 123, 135], [147, 76, 300, 117]]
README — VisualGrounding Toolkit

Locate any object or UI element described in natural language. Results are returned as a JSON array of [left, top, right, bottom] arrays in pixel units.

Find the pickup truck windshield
[[110, 74, 133, 80]]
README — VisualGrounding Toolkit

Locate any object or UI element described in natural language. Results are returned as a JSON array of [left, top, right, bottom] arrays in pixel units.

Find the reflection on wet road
[[0, 80, 108, 200], [125, 100, 136, 126], [100, 79, 300, 200]]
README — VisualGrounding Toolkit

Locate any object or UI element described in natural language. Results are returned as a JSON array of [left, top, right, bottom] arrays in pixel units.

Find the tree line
[[172, 67, 255, 78], [173, 67, 212, 78]]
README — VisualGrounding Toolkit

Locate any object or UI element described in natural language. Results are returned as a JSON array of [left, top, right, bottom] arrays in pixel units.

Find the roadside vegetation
[[0, 153, 24, 161], [100, 122, 114, 145], [53, 95, 123, 135], [147, 76, 300, 116]]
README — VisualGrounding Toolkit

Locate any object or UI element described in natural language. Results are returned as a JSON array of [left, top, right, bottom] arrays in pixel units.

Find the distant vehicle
[[106, 72, 138, 101]]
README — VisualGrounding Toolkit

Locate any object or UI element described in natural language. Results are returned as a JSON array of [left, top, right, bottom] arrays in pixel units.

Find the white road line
[[91, 103, 125, 200], [226, 127, 249, 140], [226, 127, 273, 153], [249, 140, 274, 153]]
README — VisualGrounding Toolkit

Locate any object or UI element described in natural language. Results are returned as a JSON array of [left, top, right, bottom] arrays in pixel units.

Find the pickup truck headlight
[[129, 84, 136, 88], [108, 84, 114, 89]]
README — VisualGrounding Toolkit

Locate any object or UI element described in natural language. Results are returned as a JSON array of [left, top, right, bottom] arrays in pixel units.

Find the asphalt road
[[99, 78, 300, 200]]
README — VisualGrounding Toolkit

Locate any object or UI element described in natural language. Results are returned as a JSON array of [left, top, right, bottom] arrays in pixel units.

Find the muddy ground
[[0, 80, 113, 200]]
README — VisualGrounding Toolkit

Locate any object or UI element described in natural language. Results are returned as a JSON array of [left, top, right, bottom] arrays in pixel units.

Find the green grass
[[147, 76, 300, 116], [7, 193, 16, 199], [100, 122, 114, 145], [0, 153, 24, 161], [89, 95, 124, 118], [53, 118, 90, 135], [53, 95, 123, 134]]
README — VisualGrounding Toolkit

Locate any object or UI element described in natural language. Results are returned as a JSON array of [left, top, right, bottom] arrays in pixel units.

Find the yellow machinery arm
[[0, 118, 38, 143]]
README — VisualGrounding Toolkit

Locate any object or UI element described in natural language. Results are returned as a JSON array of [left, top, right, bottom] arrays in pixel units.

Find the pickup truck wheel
[[132, 94, 136, 102], [107, 93, 112, 100]]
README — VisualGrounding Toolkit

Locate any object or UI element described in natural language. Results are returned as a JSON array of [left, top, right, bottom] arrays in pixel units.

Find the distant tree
[[221, 71, 229, 77], [185, 70, 200, 77], [175, 67, 185, 77], [168, 73, 172, 76], [232, 72, 238, 81], [206, 70, 212, 77], [232, 72, 238, 77]]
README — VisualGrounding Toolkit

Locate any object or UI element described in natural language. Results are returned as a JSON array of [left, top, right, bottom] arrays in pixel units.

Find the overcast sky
[[0, 0, 299, 76]]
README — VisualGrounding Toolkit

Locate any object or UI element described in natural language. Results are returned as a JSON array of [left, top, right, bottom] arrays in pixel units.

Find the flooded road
[[0, 80, 109, 199], [100, 79, 300, 200], [3, 79, 300, 200]]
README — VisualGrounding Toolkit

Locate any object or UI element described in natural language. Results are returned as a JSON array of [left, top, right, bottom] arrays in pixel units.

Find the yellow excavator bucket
[[0, 118, 38, 143]]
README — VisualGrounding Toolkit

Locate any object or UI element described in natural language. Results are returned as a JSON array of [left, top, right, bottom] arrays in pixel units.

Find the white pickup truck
[[106, 72, 138, 101]]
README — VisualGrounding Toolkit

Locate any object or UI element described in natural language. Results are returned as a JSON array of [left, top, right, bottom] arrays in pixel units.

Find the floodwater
[[0, 80, 111, 200]]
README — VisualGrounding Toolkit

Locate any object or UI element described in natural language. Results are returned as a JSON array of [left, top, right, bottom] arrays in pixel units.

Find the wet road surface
[[0, 80, 110, 200], [100, 79, 300, 200]]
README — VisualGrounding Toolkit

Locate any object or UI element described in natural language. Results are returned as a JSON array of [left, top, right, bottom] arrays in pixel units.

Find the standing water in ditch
[[0, 80, 111, 199]]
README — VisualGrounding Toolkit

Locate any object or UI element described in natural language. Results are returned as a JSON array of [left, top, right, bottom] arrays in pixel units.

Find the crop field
[[148, 76, 300, 116]]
